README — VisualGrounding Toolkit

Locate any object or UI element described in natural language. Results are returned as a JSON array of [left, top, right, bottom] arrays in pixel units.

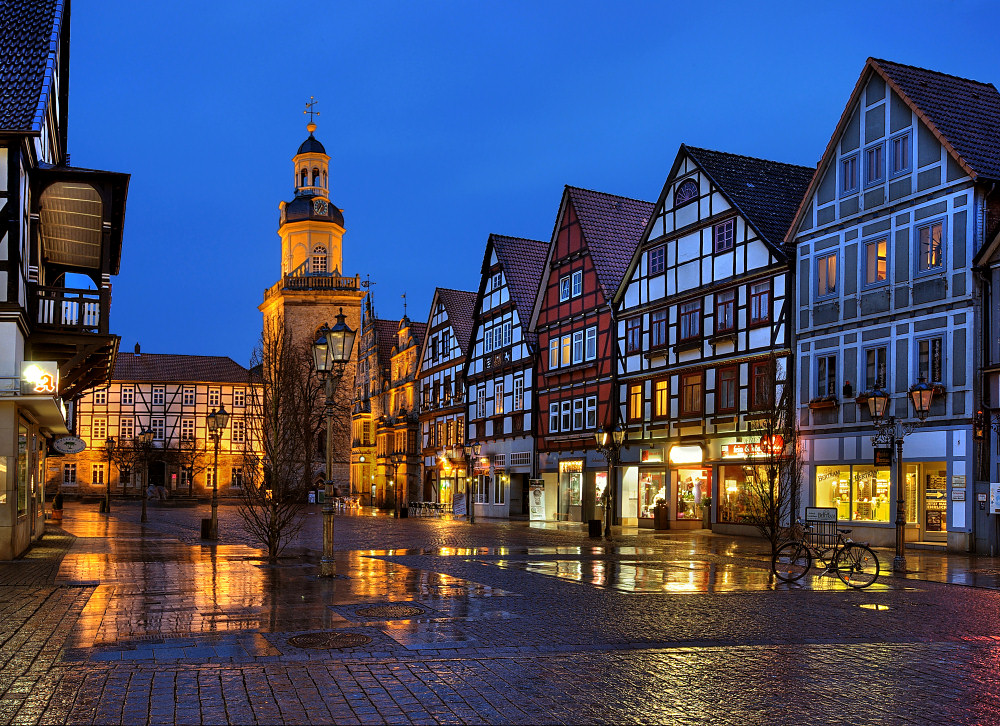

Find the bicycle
[[772, 523, 880, 588]]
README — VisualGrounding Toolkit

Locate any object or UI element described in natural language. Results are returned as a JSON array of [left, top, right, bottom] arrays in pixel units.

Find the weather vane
[[304, 96, 320, 131], [361, 274, 376, 289], [401, 292, 407, 317]]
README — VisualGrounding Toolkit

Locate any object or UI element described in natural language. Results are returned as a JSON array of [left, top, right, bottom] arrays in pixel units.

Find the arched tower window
[[674, 178, 699, 207], [312, 245, 328, 273], [300, 168, 308, 187], [312, 168, 320, 187], [322, 170, 327, 189]]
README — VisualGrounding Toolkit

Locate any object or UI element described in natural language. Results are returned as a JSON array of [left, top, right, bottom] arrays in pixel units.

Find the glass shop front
[[629, 447, 710, 529]]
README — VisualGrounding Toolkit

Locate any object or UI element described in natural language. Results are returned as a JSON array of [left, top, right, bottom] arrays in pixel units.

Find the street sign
[[874, 447, 892, 466]]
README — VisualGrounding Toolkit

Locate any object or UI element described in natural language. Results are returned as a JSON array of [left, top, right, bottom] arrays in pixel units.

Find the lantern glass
[[472, 442, 482, 457], [215, 404, 230, 430], [612, 426, 626, 448], [867, 387, 889, 422], [909, 377, 934, 421], [312, 325, 331, 372], [207, 408, 218, 432], [105, 436, 115, 455], [595, 430, 608, 448], [327, 308, 357, 364]]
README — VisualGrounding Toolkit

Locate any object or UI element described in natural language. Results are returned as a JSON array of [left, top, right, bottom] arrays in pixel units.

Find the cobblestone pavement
[[3, 502, 1000, 724]]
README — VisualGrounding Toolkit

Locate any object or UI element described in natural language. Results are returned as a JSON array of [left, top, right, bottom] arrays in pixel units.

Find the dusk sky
[[66, 0, 999, 366]]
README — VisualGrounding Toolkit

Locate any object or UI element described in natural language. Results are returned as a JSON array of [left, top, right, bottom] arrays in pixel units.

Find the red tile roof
[[374, 319, 398, 370], [490, 234, 548, 326], [565, 187, 655, 299], [873, 58, 1000, 181], [436, 288, 478, 355], [113, 353, 251, 384]]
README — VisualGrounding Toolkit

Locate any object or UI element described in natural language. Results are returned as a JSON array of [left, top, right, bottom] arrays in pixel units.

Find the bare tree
[[167, 437, 210, 496], [237, 317, 322, 559], [740, 356, 803, 556]]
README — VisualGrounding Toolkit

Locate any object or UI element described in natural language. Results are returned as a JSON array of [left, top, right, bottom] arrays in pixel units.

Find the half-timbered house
[[615, 147, 812, 531], [464, 234, 548, 518], [532, 187, 653, 523], [791, 58, 1000, 552], [416, 288, 476, 510]]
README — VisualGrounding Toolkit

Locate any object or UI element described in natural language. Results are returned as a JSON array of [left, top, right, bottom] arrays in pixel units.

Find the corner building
[[532, 188, 653, 523], [614, 147, 812, 531], [790, 58, 1000, 552]]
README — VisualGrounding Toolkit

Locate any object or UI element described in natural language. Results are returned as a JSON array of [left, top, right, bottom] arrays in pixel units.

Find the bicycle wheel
[[834, 544, 880, 588], [772, 542, 812, 582]]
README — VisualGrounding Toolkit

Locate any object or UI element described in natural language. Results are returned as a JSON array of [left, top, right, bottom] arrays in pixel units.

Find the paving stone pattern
[[2, 502, 1000, 724]]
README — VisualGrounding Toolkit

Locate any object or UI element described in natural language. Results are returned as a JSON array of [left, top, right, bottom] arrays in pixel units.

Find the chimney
[[134, 342, 141, 356]]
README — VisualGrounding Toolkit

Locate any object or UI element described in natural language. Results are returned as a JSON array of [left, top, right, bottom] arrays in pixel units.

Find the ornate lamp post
[[104, 436, 115, 514], [389, 452, 405, 518], [205, 404, 230, 540], [312, 308, 357, 577], [138, 427, 154, 524], [594, 424, 626, 539], [462, 441, 481, 524], [867, 376, 933, 572]]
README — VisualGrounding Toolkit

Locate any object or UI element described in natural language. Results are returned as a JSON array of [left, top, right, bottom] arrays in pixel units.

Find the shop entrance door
[[922, 464, 948, 542]]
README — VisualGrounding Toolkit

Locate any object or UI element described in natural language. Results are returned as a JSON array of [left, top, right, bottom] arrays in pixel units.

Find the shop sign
[[20, 362, 59, 395], [805, 507, 837, 523], [53, 436, 86, 454], [952, 475, 966, 488], [640, 448, 663, 463], [721, 435, 783, 459], [669, 445, 703, 464], [528, 479, 546, 521], [873, 448, 892, 466], [952, 490, 965, 501]]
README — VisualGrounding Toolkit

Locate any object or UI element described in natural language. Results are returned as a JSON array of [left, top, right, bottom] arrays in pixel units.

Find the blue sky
[[66, 0, 998, 365]]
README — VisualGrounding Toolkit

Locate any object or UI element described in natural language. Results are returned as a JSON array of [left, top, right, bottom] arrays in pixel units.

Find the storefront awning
[[8, 395, 69, 434]]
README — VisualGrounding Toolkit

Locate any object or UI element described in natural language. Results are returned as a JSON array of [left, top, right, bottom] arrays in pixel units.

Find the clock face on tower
[[313, 199, 329, 216]]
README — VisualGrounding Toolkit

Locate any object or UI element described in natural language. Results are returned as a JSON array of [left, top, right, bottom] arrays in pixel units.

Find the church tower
[[259, 103, 365, 490]]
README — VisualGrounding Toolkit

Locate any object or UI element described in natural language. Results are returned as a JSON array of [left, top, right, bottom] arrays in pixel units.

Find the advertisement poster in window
[[529, 479, 546, 521]]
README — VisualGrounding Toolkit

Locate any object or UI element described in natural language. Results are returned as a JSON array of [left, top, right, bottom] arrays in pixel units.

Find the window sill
[[712, 414, 737, 424], [808, 399, 839, 410], [708, 332, 737, 346], [675, 340, 702, 354]]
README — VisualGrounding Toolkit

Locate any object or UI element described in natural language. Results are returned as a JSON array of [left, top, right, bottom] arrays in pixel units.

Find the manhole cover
[[355, 604, 423, 619], [287, 632, 373, 649]]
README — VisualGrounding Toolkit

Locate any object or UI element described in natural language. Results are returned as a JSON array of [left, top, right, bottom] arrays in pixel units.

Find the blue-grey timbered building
[[614, 146, 812, 531], [463, 235, 548, 518], [790, 58, 1000, 552]]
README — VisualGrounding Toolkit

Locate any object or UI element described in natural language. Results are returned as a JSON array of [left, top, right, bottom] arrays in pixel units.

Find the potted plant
[[653, 497, 669, 530], [51, 492, 63, 522], [701, 496, 712, 529]]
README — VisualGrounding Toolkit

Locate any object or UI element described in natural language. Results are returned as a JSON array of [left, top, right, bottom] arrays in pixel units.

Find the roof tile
[[0, 0, 63, 132], [491, 234, 548, 325], [113, 353, 251, 384], [435, 288, 478, 355]]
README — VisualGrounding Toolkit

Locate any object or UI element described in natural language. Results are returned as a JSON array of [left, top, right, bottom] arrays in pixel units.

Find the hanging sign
[[52, 437, 86, 454], [873, 448, 892, 466], [21, 362, 59, 395]]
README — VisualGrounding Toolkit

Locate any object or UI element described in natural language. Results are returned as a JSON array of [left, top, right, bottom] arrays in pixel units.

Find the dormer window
[[674, 178, 699, 207]]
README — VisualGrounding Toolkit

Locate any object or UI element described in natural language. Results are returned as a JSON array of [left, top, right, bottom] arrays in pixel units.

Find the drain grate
[[354, 604, 423, 619], [287, 632, 373, 649]]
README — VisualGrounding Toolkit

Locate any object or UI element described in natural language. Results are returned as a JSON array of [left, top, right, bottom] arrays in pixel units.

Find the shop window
[[715, 289, 735, 333], [653, 379, 669, 420], [639, 471, 666, 519], [717, 366, 738, 413], [917, 336, 944, 383], [625, 317, 642, 354], [650, 309, 668, 348], [815, 465, 890, 522], [628, 383, 643, 422], [17, 425, 28, 514], [719, 466, 749, 523], [749, 281, 770, 325], [676, 468, 710, 520], [494, 475, 505, 505], [680, 372, 703, 416]]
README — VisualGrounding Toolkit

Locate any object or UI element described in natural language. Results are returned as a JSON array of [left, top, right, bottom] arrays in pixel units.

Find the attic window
[[674, 179, 699, 207]]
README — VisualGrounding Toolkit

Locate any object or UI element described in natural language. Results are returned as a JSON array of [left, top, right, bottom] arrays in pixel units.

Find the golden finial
[[304, 96, 320, 134]]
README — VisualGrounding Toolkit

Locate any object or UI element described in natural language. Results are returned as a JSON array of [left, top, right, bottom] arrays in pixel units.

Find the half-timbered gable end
[[416, 287, 476, 507], [789, 58, 1000, 551], [532, 187, 654, 523], [613, 146, 812, 530], [464, 234, 548, 517]]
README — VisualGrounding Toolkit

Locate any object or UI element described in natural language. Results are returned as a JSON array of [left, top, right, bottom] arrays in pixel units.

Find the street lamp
[[138, 427, 154, 524], [205, 404, 230, 540], [389, 452, 405, 518], [104, 436, 115, 515], [463, 441, 481, 524], [866, 376, 933, 572], [594, 424, 626, 539], [312, 308, 357, 576]]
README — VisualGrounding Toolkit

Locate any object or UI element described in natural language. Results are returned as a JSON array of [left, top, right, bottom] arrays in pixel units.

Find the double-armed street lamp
[[865, 376, 934, 572], [463, 441, 481, 524], [312, 308, 357, 577], [205, 404, 230, 540], [104, 436, 115, 514], [389, 452, 405, 518], [137, 427, 154, 523], [594, 424, 626, 539]]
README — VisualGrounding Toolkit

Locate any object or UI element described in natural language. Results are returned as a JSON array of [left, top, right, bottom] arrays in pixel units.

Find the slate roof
[[872, 58, 1000, 181], [684, 146, 815, 249], [436, 288, 478, 356], [113, 353, 251, 384], [0, 0, 64, 132], [565, 187, 655, 298], [490, 234, 548, 324]]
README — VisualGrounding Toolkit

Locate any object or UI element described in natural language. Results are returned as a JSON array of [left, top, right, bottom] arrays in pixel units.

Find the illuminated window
[[561, 335, 571, 367], [628, 383, 643, 421], [513, 377, 524, 411], [817, 253, 837, 298], [917, 337, 944, 383], [916, 221, 944, 272], [549, 338, 559, 369], [864, 238, 887, 286], [653, 379, 669, 419], [312, 245, 328, 273], [495, 382, 504, 415]]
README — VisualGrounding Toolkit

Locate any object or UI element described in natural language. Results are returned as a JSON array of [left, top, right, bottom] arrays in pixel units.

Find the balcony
[[262, 261, 361, 303]]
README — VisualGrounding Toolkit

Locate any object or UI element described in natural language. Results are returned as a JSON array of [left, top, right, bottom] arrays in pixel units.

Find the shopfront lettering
[[722, 435, 784, 459]]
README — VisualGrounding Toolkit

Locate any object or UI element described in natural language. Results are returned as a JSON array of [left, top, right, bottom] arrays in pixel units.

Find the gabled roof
[[874, 58, 1000, 181], [684, 146, 814, 250], [562, 186, 655, 299], [787, 57, 1000, 242], [490, 234, 549, 324], [113, 353, 250, 384], [374, 319, 398, 371], [0, 0, 64, 132], [435, 288, 478, 355]]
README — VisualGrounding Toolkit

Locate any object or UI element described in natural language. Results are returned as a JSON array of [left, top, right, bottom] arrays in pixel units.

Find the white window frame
[[494, 382, 504, 415], [152, 386, 165, 406], [816, 251, 838, 298], [572, 399, 584, 430], [182, 387, 196, 406], [549, 402, 559, 433], [513, 377, 524, 411], [559, 276, 571, 302], [571, 270, 583, 297], [180, 419, 195, 441], [477, 387, 486, 419], [890, 131, 911, 177], [549, 339, 559, 369], [208, 388, 221, 407], [864, 142, 884, 187], [816, 354, 838, 399], [572, 330, 584, 364], [862, 237, 888, 288], [840, 154, 859, 195], [915, 218, 945, 275], [121, 386, 134, 405], [585, 396, 597, 429], [119, 417, 134, 440], [94, 390, 107, 405], [560, 400, 572, 431], [92, 463, 105, 486], [92, 418, 107, 441], [585, 326, 597, 361], [151, 418, 165, 441], [233, 388, 245, 408], [63, 463, 77, 486]]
